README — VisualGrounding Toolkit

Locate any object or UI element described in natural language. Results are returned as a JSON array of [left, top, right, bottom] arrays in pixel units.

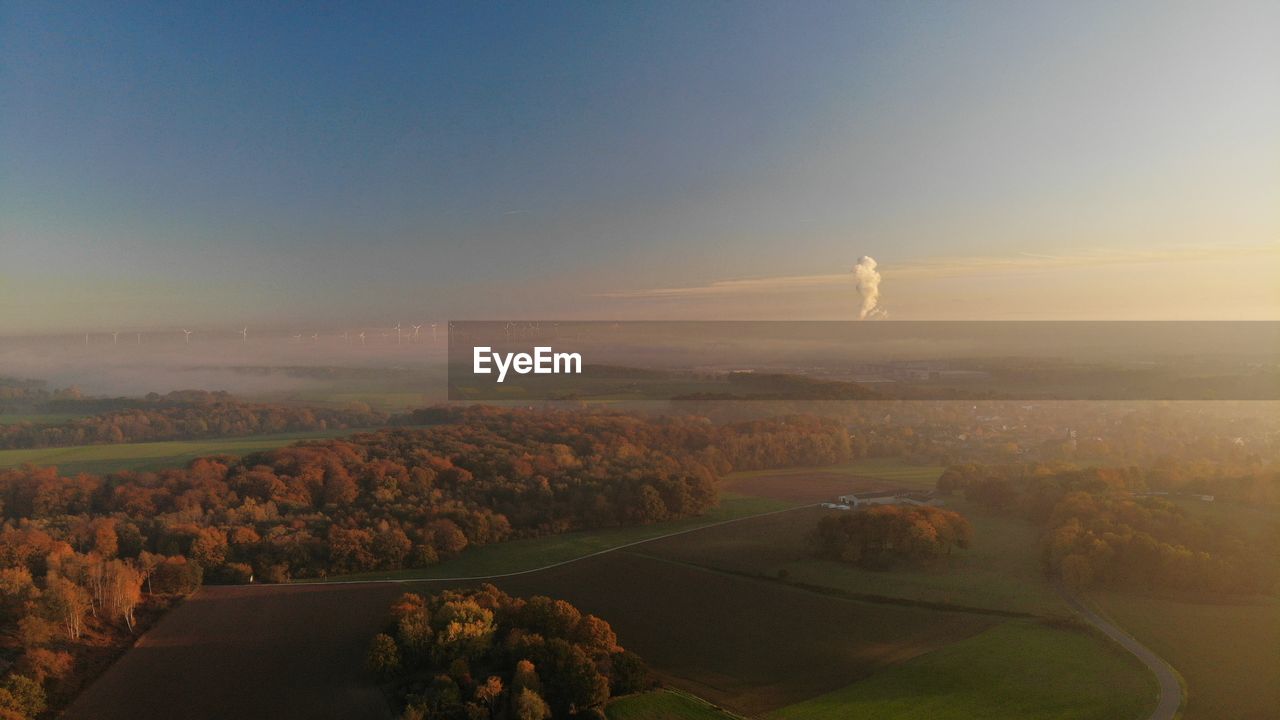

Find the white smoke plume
[[853, 255, 883, 320]]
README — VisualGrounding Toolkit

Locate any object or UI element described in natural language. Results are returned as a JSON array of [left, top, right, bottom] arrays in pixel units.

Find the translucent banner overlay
[[446, 321, 1279, 401]]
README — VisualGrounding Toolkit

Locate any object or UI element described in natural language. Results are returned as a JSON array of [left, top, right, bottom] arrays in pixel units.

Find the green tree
[[367, 633, 400, 678], [511, 688, 551, 720], [431, 599, 495, 662], [0, 674, 45, 718]]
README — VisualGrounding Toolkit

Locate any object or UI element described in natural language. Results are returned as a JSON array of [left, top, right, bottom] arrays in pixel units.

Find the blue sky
[[2, 1, 1277, 331]]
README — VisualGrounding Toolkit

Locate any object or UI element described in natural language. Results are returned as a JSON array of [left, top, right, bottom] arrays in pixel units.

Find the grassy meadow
[[767, 620, 1157, 720], [724, 457, 945, 491], [317, 493, 795, 582], [0, 411, 92, 424], [709, 460, 1065, 615], [1093, 590, 1279, 720], [0, 429, 362, 475], [606, 689, 742, 720]]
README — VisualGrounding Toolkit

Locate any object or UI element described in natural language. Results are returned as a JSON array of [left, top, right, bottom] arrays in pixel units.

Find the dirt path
[[1058, 586, 1182, 720]]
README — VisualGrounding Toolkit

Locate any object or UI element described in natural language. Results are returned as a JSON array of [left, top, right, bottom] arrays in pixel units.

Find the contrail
[[853, 255, 883, 320]]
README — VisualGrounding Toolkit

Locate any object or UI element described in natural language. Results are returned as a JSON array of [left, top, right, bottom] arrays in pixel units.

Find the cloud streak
[[597, 244, 1276, 301]]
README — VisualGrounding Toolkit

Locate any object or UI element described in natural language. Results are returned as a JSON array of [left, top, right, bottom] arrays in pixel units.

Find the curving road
[[1057, 586, 1181, 720]]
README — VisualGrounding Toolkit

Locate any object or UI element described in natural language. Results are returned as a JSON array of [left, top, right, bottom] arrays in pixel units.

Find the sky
[[2, 0, 1277, 333]]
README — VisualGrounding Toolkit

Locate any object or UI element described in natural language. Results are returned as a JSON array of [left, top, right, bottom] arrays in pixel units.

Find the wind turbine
[[341, 331, 350, 344], [182, 329, 192, 345], [291, 333, 302, 342], [111, 331, 119, 344], [431, 323, 438, 342], [136, 332, 142, 344], [394, 322, 403, 344], [310, 332, 318, 342], [239, 327, 248, 343], [411, 324, 422, 341], [85, 333, 90, 345], [357, 331, 366, 345]]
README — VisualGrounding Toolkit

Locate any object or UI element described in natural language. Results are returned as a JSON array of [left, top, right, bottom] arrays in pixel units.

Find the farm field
[[61, 583, 400, 720], [1092, 590, 1280, 720], [767, 620, 1157, 720], [319, 494, 795, 582], [61, 550, 999, 720], [286, 389, 436, 412], [699, 463, 1066, 615], [606, 689, 741, 720], [0, 411, 91, 424], [721, 458, 944, 502], [54, 459, 1166, 720], [423, 551, 1000, 717], [0, 428, 364, 474]]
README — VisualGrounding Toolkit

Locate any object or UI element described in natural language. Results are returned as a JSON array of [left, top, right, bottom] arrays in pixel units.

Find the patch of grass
[[788, 499, 1066, 615], [1092, 590, 1280, 720], [0, 429, 362, 475], [289, 390, 431, 412], [639, 498, 1067, 616], [0, 412, 91, 425], [316, 494, 795, 582], [706, 462, 1062, 614], [727, 458, 944, 490], [607, 689, 742, 720], [767, 620, 1157, 720]]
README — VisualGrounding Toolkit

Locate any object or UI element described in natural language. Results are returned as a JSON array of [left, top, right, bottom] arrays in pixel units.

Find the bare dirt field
[[638, 505, 826, 574], [61, 516, 997, 719], [62, 583, 401, 720]]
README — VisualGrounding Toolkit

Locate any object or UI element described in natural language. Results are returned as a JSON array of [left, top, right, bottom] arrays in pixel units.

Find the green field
[[317, 494, 795, 582], [727, 458, 945, 491], [699, 461, 1065, 615], [767, 620, 1157, 720], [787, 498, 1066, 615], [1093, 590, 1280, 720], [607, 689, 742, 720], [0, 429, 362, 475], [0, 411, 92, 425], [286, 390, 434, 412]]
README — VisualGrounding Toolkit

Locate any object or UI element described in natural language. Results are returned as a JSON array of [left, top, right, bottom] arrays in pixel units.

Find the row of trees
[[1042, 491, 1275, 594], [808, 506, 973, 569], [368, 585, 650, 719], [0, 390, 387, 449], [935, 463, 1279, 595], [688, 400, 1280, 476], [0, 378, 80, 410], [1, 408, 852, 584]]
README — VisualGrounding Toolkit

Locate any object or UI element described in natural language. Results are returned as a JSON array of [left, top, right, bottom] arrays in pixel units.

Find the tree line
[[808, 506, 972, 569], [0, 390, 388, 449], [368, 585, 650, 719], [936, 463, 1278, 595]]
